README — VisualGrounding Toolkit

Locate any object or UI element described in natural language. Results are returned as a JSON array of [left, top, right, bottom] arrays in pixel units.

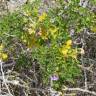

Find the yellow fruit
[[65, 45, 71, 49], [1, 53, 8, 60], [66, 40, 72, 46], [38, 12, 47, 22], [61, 48, 68, 56]]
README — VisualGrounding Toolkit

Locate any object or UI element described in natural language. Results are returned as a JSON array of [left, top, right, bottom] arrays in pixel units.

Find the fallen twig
[[63, 88, 96, 96]]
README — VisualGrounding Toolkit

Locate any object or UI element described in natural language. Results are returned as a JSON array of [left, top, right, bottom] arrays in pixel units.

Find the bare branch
[[63, 88, 96, 96]]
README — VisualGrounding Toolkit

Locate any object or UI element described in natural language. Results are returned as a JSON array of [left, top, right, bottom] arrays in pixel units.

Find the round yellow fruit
[[2, 53, 8, 60], [66, 40, 72, 46]]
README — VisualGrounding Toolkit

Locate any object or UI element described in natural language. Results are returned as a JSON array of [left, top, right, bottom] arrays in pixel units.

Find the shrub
[[0, 0, 95, 90]]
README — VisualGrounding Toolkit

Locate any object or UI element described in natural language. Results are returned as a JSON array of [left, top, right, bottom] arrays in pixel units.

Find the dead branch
[[63, 88, 96, 96]]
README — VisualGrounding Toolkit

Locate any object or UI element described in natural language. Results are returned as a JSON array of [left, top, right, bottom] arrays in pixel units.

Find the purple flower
[[51, 75, 59, 81]]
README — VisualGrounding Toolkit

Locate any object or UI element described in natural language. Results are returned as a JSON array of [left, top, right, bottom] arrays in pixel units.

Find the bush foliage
[[0, 0, 96, 90]]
